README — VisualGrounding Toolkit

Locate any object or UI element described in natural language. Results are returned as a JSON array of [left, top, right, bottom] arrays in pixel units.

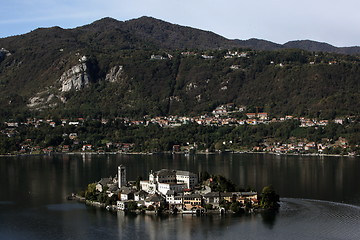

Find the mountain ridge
[[1, 16, 359, 53], [94, 16, 360, 53], [0, 16, 360, 120]]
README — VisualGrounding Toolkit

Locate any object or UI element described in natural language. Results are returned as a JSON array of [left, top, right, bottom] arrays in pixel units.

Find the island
[[74, 165, 280, 215]]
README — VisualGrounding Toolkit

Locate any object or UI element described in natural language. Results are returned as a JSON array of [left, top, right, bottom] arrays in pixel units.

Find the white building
[[140, 169, 198, 195], [157, 182, 186, 195], [166, 190, 183, 207], [175, 170, 198, 189], [117, 201, 131, 210]]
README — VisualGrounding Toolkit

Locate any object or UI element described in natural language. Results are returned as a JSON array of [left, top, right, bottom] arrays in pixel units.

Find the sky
[[1, 0, 359, 47]]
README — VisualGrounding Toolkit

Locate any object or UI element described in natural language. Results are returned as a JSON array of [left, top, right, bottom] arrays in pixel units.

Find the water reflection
[[2, 153, 360, 206], [1, 154, 360, 239], [260, 210, 278, 229]]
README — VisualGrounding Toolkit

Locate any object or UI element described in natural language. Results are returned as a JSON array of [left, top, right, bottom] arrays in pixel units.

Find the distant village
[[1, 49, 357, 156], [2, 102, 357, 156], [152, 50, 343, 67], [79, 165, 261, 214]]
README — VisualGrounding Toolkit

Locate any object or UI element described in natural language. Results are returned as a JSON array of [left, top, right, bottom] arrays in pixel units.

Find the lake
[[1, 153, 360, 239]]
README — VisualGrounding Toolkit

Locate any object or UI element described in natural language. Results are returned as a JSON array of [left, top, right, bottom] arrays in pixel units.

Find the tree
[[85, 183, 97, 201], [105, 194, 118, 206], [230, 201, 244, 214], [97, 192, 108, 203], [219, 199, 231, 210], [204, 204, 213, 210], [210, 175, 236, 192], [127, 201, 138, 211], [200, 171, 210, 182], [260, 185, 280, 209]]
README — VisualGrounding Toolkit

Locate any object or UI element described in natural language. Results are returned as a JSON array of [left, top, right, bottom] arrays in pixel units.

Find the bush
[[105, 194, 118, 206], [127, 201, 138, 211], [204, 204, 213, 210], [85, 183, 98, 201], [219, 199, 231, 210], [97, 192, 108, 203], [230, 202, 243, 213]]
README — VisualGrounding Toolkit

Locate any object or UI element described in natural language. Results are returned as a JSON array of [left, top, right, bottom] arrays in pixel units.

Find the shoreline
[[69, 194, 268, 216], [1, 151, 358, 158]]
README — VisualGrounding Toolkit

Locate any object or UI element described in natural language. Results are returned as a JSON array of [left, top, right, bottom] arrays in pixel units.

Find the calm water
[[1, 153, 360, 239]]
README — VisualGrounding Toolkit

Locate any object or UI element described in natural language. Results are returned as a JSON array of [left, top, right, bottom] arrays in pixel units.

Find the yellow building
[[183, 194, 202, 210], [235, 192, 258, 205]]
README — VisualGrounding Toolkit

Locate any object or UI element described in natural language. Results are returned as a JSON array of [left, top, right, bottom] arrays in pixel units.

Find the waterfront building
[[220, 192, 235, 203], [166, 190, 184, 209], [235, 192, 258, 205], [183, 193, 202, 210], [144, 193, 165, 208], [203, 192, 221, 207], [117, 200, 132, 210]]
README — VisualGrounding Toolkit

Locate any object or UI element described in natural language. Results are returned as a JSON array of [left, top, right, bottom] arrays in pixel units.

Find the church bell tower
[[118, 165, 126, 188]]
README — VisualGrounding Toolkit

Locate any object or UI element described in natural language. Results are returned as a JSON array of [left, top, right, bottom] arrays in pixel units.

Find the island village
[[76, 165, 273, 215]]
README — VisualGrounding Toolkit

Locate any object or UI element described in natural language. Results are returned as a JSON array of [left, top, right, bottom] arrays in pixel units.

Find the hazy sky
[[1, 0, 359, 47]]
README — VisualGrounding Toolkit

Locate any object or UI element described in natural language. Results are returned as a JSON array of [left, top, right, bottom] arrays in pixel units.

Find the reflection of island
[[79, 165, 279, 215], [261, 209, 278, 229]]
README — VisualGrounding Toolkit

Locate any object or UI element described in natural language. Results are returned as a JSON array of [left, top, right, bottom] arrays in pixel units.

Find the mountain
[[235, 38, 282, 51], [283, 40, 360, 55], [0, 16, 360, 120], [1, 16, 359, 54]]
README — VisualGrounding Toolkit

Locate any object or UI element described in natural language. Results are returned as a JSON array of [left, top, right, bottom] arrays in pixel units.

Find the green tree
[[260, 185, 280, 209], [105, 194, 118, 206], [230, 201, 244, 214], [85, 183, 97, 201], [97, 192, 108, 203], [127, 201, 138, 211], [200, 171, 210, 182], [210, 175, 236, 192], [204, 204, 213, 210]]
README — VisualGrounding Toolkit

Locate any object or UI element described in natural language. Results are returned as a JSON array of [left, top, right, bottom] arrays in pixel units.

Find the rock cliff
[[59, 60, 91, 92], [105, 65, 125, 82]]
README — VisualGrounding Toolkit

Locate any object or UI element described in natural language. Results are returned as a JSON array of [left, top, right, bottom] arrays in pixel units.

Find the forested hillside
[[0, 16, 360, 120]]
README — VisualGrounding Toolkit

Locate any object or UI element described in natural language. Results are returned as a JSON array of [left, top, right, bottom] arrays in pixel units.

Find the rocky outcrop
[[27, 92, 61, 110], [0, 48, 11, 61], [105, 65, 124, 82], [59, 62, 90, 92], [27, 56, 94, 110]]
